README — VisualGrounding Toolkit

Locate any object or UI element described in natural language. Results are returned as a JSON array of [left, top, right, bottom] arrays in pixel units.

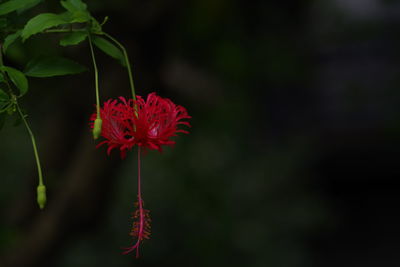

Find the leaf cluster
[[0, 0, 127, 129]]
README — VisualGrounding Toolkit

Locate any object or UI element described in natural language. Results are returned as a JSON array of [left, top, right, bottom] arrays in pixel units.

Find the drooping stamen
[[122, 147, 151, 257]]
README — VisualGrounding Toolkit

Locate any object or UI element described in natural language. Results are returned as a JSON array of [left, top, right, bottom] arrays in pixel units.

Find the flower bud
[[92, 118, 103, 139], [37, 185, 46, 210]]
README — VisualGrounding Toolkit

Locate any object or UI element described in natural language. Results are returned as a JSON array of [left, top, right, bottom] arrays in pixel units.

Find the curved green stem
[[16, 102, 43, 186], [88, 33, 101, 118], [34, 29, 136, 102], [0, 102, 12, 113], [102, 32, 136, 100]]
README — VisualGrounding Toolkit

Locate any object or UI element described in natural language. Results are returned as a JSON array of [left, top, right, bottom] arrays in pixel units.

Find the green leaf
[[0, 73, 4, 82], [0, 0, 42, 16], [1, 66, 28, 96], [60, 0, 87, 12], [90, 18, 103, 33], [24, 57, 87, 77], [92, 36, 126, 66], [0, 89, 9, 101], [60, 0, 90, 23], [59, 31, 87, 46], [17, 0, 42, 14], [70, 11, 90, 23], [0, 89, 10, 113], [3, 30, 21, 54], [21, 13, 69, 41]]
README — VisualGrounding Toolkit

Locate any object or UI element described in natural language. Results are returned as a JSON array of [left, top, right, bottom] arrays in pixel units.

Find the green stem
[[88, 33, 101, 118], [34, 29, 135, 101], [43, 28, 102, 34], [103, 32, 136, 100], [16, 102, 44, 186], [44, 29, 84, 33], [0, 102, 12, 113]]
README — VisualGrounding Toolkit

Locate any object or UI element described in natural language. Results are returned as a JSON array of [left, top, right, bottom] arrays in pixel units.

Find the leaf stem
[[0, 102, 12, 113], [102, 32, 136, 100], [44, 28, 92, 33]]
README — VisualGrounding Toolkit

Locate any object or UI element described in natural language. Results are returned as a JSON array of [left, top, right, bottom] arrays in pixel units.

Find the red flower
[[90, 93, 190, 257], [90, 93, 191, 158]]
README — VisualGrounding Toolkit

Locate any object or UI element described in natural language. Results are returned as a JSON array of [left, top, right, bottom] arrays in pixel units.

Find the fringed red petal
[[90, 93, 191, 156]]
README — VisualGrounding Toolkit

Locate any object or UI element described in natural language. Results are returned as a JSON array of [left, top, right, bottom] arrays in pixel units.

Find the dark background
[[1, 0, 400, 266]]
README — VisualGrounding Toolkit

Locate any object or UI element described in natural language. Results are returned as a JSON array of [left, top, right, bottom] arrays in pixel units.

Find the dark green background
[[1, 0, 400, 266]]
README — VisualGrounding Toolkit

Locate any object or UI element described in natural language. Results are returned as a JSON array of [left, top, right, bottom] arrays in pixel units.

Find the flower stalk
[[103, 32, 136, 101], [88, 33, 102, 139], [16, 101, 46, 209]]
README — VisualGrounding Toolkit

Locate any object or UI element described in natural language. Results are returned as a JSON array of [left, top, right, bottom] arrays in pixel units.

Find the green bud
[[37, 185, 46, 210], [92, 118, 103, 139]]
